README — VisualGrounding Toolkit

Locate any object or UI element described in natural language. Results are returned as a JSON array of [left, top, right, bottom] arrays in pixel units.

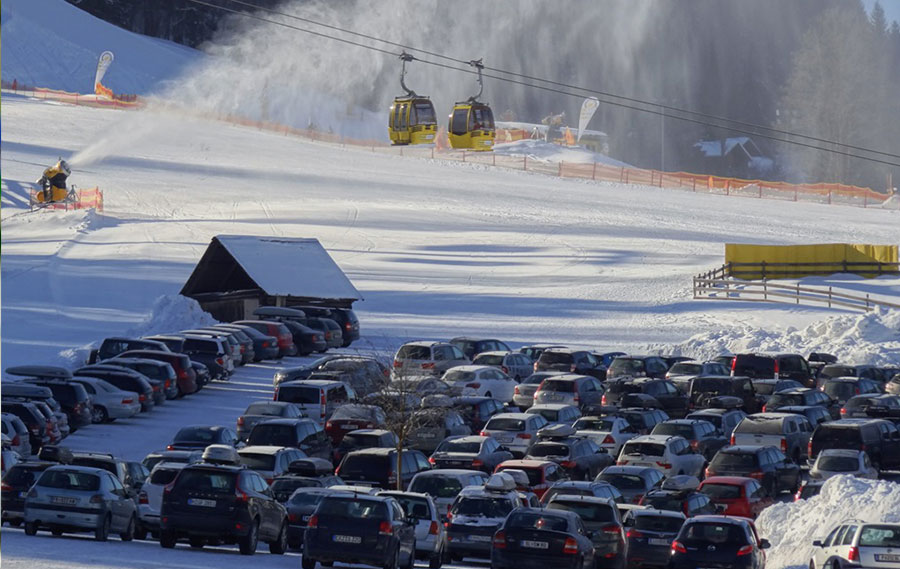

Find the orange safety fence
[[28, 187, 103, 212]]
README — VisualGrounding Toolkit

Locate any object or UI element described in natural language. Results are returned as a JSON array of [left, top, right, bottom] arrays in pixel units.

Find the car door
[[878, 423, 900, 469], [816, 525, 846, 568], [105, 472, 131, 530], [391, 500, 416, 562], [245, 471, 278, 539], [770, 448, 797, 491]]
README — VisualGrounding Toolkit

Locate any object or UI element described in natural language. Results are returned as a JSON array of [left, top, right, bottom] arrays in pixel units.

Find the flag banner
[[577, 97, 599, 143]]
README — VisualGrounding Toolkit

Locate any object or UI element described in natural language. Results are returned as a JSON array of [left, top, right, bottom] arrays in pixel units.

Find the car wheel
[[120, 515, 136, 542], [95, 515, 111, 542], [238, 519, 259, 555], [9, 519, 22, 528], [51, 527, 64, 537], [160, 530, 177, 549], [302, 555, 318, 569], [430, 545, 444, 569], [190, 536, 205, 548], [269, 522, 288, 555], [809, 560, 816, 569], [92, 406, 108, 424], [406, 542, 416, 569], [24, 521, 38, 536], [485, 392, 493, 398], [384, 546, 400, 569], [134, 522, 148, 541]]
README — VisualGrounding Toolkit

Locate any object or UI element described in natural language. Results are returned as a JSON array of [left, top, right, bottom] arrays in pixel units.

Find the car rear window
[[318, 497, 388, 519], [340, 433, 382, 449], [287, 490, 327, 507], [670, 363, 702, 376], [409, 475, 464, 498], [4, 465, 48, 486], [528, 443, 571, 458], [734, 416, 784, 435], [174, 427, 219, 443], [547, 501, 615, 523], [609, 359, 645, 375], [859, 525, 900, 547], [245, 403, 285, 416], [71, 457, 116, 475], [174, 470, 236, 493], [474, 355, 504, 366], [814, 427, 862, 447], [507, 512, 569, 531], [540, 380, 575, 393], [691, 377, 729, 393], [278, 385, 321, 404], [699, 483, 742, 499], [183, 338, 218, 353], [710, 452, 758, 469], [436, 439, 481, 454], [634, 515, 685, 533], [331, 406, 376, 421], [149, 468, 181, 485], [444, 370, 476, 382], [574, 418, 617, 431], [681, 522, 749, 545], [485, 418, 525, 431], [240, 453, 277, 471], [622, 443, 665, 457], [653, 423, 696, 439], [643, 495, 684, 512], [382, 494, 430, 518], [824, 383, 856, 400], [767, 393, 802, 408], [398, 346, 432, 360], [541, 352, 574, 365], [248, 424, 296, 446], [597, 473, 645, 490], [452, 496, 513, 517], [752, 383, 777, 396], [38, 470, 100, 491], [817, 455, 859, 471], [339, 454, 388, 477]]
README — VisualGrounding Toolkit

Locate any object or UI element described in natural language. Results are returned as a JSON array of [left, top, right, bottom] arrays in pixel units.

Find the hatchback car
[[809, 449, 878, 480], [616, 435, 706, 478], [442, 365, 517, 402], [336, 448, 431, 490], [392, 341, 470, 380], [23, 465, 138, 541], [378, 490, 448, 568], [105, 358, 180, 400], [545, 495, 627, 567], [238, 445, 308, 483], [540, 480, 624, 505], [408, 469, 489, 512], [282, 487, 330, 548], [808, 418, 900, 470], [622, 507, 686, 568], [705, 445, 801, 496], [325, 404, 387, 445], [670, 515, 769, 569], [247, 418, 332, 460], [481, 413, 549, 457], [452, 396, 506, 432], [842, 393, 900, 420], [491, 507, 596, 569], [731, 412, 813, 464], [236, 400, 304, 441], [697, 476, 774, 518], [526, 436, 613, 480], [167, 424, 239, 451], [233, 319, 297, 357], [527, 404, 582, 427], [494, 459, 569, 499], [303, 492, 416, 569], [595, 464, 665, 504], [333, 428, 399, 464], [449, 337, 512, 360], [136, 461, 186, 539], [513, 372, 564, 408], [573, 415, 639, 457], [1, 460, 56, 526], [639, 486, 717, 518], [446, 476, 523, 561], [651, 419, 728, 461], [606, 356, 670, 381], [685, 407, 748, 440], [764, 387, 840, 419], [536, 349, 607, 380], [407, 408, 471, 453], [533, 374, 606, 409], [811, 522, 900, 569], [429, 435, 514, 474], [472, 351, 533, 380]]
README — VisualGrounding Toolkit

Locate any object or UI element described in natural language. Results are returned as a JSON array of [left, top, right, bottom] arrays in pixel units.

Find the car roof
[[547, 494, 616, 506], [539, 374, 593, 382], [43, 465, 107, 475], [256, 418, 311, 426], [601, 465, 657, 475], [343, 428, 392, 436], [184, 463, 245, 473], [630, 507, 687, 519], [818, 449, 864, 457], [549, 480, 606, 489], [701, 476, 754, 486], [686, 515, 752, 526], [628, 435, 681, 444], [151, 461, 189, 472], [238, 446, 294, 455], [401, 341, 445, 348], [445, 365, 499, 373], [720, 445, 773, 454], [488, 413, 533, 420], [444, 435, 489, 443], [414, 469, 484, 477], [474, 351, 513, 357], [528, 404, 577, 411], [662, 419, 706, 426], [498, 459, 554, 469], [280, 379, 346, 388]]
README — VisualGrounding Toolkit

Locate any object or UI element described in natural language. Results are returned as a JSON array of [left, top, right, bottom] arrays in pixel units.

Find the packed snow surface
[[493, 138, 633, 167], [757, 476, 900, 569]]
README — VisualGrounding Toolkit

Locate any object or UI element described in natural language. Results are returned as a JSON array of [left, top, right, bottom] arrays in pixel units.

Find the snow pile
[[756, 476, 900, 569], [647, 308, 900, 365], [1, 0, 199, 94], [123, 295, 219, 338], [493, 139, 633, 167]]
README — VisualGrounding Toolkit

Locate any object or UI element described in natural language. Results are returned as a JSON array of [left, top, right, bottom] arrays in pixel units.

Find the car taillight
[[617, 461, 627, 465], [626, 529, 643, 539], [152, 385, 160, 392], [288, 513, 299, 522], [737, 545, 754, 556], [672, 541, 687, 554], [561, 461, 577, 469], [690, 440, 699, 451], [601, 394, 607, 405], [236, 488, 250, 503], [516, 433, 532, 439], [312, 335, 321, 342], [602, 434, 615, 445], [274, 388, 279, 401], [774, 359, 780, 378], [479, 431, 487, 436], [781, 438, 787, 452], [761, 404, 767, 412], [345, 322, 352, 331], [388, 472, 397, 485], [493, 530, 507, 549], [705, 466, 712, 478], [533, 362, 539, 372], [90, 494, 105, 504], [841, 408, 847, 417], [428, 456, 436, 465], [656, 462, 671, 469], [848, 546, 859, 561], [501, 366, 509, 374], [139, 491, 149, 505], [731, 434, 736, 445], [394, 360, 402, 368], [563, 537, 578, 554], [1, 482, 12, 492], [794, 489, 802, 501], [326, 421, 333, 429], [632, 494, 643, 504], [514, 386, 520, 395], [266, 478, 273, 485], [808, 440, 813, 457], [429, 521, 439, 535], [308, 514, 318, 529], [731, 358, 737, 374], [466, 383, 481, 389], [379, 521, 393, 536], [165, 380, 171, 389], [748, 470, 765, 480], [471, 459, 483, 468], [11, 434, 20, 447], [237, 416, 245, 426], [166, 444, 175, 450], [422, 363, 435, 370], [262, 341, 269, 348], [217, 358, 224, 366]]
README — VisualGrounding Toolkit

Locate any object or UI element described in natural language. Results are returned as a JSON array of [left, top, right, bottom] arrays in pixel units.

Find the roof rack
[[5, 365, 73, 380]]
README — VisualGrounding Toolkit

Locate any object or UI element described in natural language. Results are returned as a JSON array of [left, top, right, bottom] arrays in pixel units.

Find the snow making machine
[[32, 159, 77, 208]]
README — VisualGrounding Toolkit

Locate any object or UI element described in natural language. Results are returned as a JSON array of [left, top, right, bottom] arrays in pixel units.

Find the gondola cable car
[[388, 52, 437, 145], [447, 59, 495, 151]]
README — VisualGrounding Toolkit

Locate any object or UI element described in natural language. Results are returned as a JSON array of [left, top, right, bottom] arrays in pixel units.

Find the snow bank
[[493, 139, 633, 167], [757, 476, 900, 569], [646, 308, 900, 365], [124, 295, 218, 337]]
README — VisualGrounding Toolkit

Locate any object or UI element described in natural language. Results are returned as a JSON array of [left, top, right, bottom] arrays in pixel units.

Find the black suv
[[706, 445, 801, 496], [606, 356, 670, 381], [605, 378, 689, 418], [808, 418, 900, 469], [159, 463, 288, 555], [763, 388, 840, 419], [88, 337, 170, 364], [302, 493, 416, 569], [21, 379, 93, 431], [670, 516, 769, 569], [731, 353, 814, 387], [536, 348, 607, 380], [651, 419, 729, 461], [336, 448, 431, 489], [75, 366, 156, 412], [640, 487, 717, 517], [247, 418, 332, 460], [687, 375, 759, 413]]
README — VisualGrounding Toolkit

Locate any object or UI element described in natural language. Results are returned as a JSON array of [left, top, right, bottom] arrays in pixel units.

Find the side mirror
[[760, 539, 770, 550], [715, 503, 728, 514], [812, 540, 823, 548]]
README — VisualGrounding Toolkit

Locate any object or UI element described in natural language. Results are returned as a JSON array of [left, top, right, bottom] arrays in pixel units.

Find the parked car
[[750, 378, 806, 404], [282, 487, 331, 548], [481, 412, 550, 457], [274, 379, 355, 425], [536, 348, 607, 380], [429, 435, 513, 474], [795, 479, 826, 502], [573, 416, 638, 458], [233, 320, 296, 358], [70, 451, 144, 495], [810, 522, 900, 569], [606, 356, 670, 381], [159, 462, 288, 554], [670, 515, 769, 569], [408, 469, 489, 512], [616, 435, 706, 478], [441, 365, 517, 402], [685, 375, 759, 414], [606, 378, 689, 418], [1, 460, 56, 526], [182, 329, 242, 367], [527, 404, 582, 427], [666, 361, 730, 385], [333, 429, 398, 465], [136, 461, 187, 539], [270, 458, 343, 501], [1, 413, 32, 457], [763, 387, 840, 419], [237, 445, 308, 483], [472, 351, 533, 380], [392, 341, 470, 380], [75, 366, 156, 412], [17, 375, 93, 432], [808, 418, 900, 469], [115, 350, 198, 395], [378, 490, 448, 568], [297, 317, 341, 352], [595, 464, 664, 504], [206, 325, 256, 364], [451, 396, 506, 432], [512, 372, 562, 409], [494, 459, 569, 499], [210, 324, 280, 361], [651, 419, 728, 461], [810, 448, 879, 480], [519, 344, 567, 362], [685, 407, 749, 440], [731, 352, 814, 387], [776, 405, 833, 428], [621, 507, 686, 568], [705, 444, 801, 496], [731, 412, 813, 464], [325, 404, 387, 445], [842, 393, 900, 420], [302, 492, 415, 569], [609, 408, 671, 436], [178, 336, 233, 381], [449, 337, 512, 360], [540, 480, 624, 505], [406, 408, 471, 453], [69, 376, 141, 423], [247, 418, 332, 460], [167, 424, 239, 451], [525, 433, 613, 480], [491, 507, 596, 569], [236, 400, 304, 441], [821, 377, 882, 406], [103, 358, 179, 400], [313, 357, 389, 396], [288, 304, 359, 347], [697, 476, 773, 518], [88, 337, 170, 364], [639, 485, 717, 517], [445, 474, 521, 561], [336, 448, 431, 490], [141, 449, 203, 471], [533, 374, 606, 409]]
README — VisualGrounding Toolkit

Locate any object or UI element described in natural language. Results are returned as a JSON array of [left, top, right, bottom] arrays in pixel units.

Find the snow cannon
[[35, 158, 74, 204]]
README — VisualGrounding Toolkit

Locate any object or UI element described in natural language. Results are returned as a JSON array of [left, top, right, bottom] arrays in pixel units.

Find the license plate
[[469, 535, 492, 543], [496, 434, 514, 443], [334, 535, 362, 544], [521, 540, 549, 549], [50, 496, 77, 505], [302, 515, 310, 522], [19, 491, 27, 498], [420, 433, 436, 439], [876, 554, 900, 562], [344, 424, 359, 430], [424, 135, 434, 140], [649, 538, 669, 546], [187, 498, 216, 507]]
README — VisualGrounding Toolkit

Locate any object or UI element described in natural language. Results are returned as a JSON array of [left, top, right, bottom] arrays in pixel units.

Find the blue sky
[[862, 0, 900, 26]]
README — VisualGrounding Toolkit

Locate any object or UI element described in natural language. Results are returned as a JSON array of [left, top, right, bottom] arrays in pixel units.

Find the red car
[[324, 404, 386, 445], [493, 459, 566, 499], [697, 476, 774, 519], [234, 320, 295, 358]]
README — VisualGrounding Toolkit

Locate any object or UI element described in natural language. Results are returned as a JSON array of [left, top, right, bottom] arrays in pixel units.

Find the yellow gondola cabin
[[388, 96, 437, 145]]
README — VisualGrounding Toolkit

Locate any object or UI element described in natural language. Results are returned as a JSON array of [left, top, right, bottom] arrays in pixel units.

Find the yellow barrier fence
[[723, 243, 898, 279]]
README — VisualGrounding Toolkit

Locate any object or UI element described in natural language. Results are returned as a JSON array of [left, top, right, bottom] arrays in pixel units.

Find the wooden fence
[[698, 261, 900, 281]]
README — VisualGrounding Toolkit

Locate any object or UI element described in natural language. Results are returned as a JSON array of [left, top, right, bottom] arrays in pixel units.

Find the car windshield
[[597, 473, 645, 490], [642, 495, 683, 512], [767, 393, 802, 408], [541, 353, 574, 365], [609, 359, 644, 375], [245, 403, 286, 416], [622, 443, 664, 457], [174, 427, 219, 443], [248, 425, 296, 446], [540, 380, 575, 393], [444, 370, 476, 382], [817, 456, 859, 471], [239, 453, 277, 471], [339, 454, 388, 477], [498, 467, 542, 486], [734, 417, 784, 435], [452, 497, 513, 517], [859, 525, 900, 547], [653, 424, 696, 439], [530, 409, 560, 422], [436, 440, 481, 454], [547, 501, 615, 523], [700, 483, 742, 499], [486, 418, 525, 432], [634, 515, 685, 533], [331, 406, 375, 421], [824, 383, 856, 400], [671, 364, 702, 375], [340, 433, 382, 448], [287, 491, 327, 507], [574, 418, 616, 431], [682, 522, 748, 546], [528, 443, 571, 458], [318, 497, 388, 519], [507, 512, 569, 531], [710, 453, 758, 469], [149, 468, 181, 485], [398, 346, 432, 360], [410, 476, 464, 498], [37, 470, 100, 491], [474, 355, 504, 366]]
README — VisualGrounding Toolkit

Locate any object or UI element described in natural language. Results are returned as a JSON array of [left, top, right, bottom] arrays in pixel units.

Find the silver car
[[379, 491, 449, 568], [137, 461, 187, 537], [809, 449, 878, 480], [392, 341, 470, 380], [481, 413, 549, 457], [472, 351, 534, 381], [1, 412, 32, 456], [70, 376, 141, 423], [24, 465, 138, 541], [512, 372, 564, 409]]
